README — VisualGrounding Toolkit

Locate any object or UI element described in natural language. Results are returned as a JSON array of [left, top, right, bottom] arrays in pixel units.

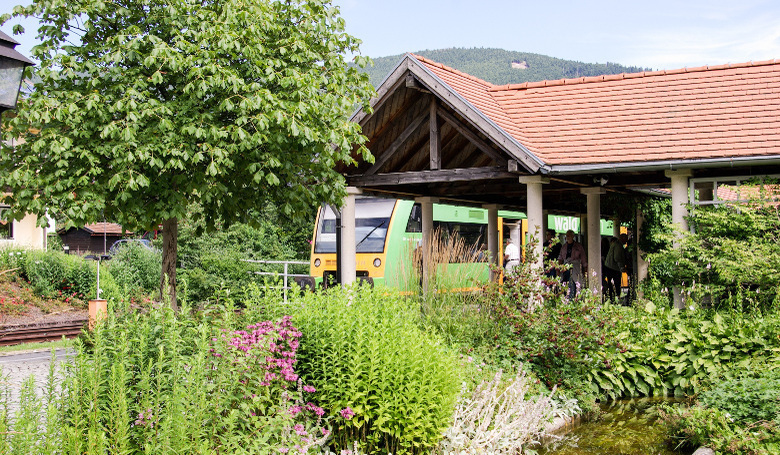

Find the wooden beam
[[365, 113, 429, 175], [408, 58, 541, 172], [430, 99, 440, 170], [349, 166, 516, 186], [352, 59, 410, 126], [436, 107, 507, 165]]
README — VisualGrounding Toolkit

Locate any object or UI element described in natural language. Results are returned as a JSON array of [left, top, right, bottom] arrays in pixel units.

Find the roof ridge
[[409, 53, 496, 88], [488, 59, 780, 92]]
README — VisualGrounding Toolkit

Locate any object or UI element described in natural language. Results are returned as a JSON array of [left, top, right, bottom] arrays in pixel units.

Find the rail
[[243, 259, 310, 303], [0, 319, 87, 346]]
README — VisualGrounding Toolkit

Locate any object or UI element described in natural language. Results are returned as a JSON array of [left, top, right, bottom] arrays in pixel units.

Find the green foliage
[[107, 241, 161, 295], [648, 184, 780, 312], [362, 48, 651, 87], [699, 369, 780, 426], [419, 292, 506, 352], [662, 405, 779, 454], [0, 302, 328, 454], [177, 206, 309, 303], [280, 286, 461, 454], [637, 196, 673, 256], [20, 249, 95, 301], [2, 0, 375, 306]]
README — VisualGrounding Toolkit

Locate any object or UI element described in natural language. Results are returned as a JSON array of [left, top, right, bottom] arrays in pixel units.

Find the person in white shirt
[[504, 237, 520, 272]]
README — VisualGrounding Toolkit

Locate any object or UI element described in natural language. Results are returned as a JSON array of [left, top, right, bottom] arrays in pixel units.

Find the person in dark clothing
[[604, 237, 624, 303], [544, 229, 561, 277]]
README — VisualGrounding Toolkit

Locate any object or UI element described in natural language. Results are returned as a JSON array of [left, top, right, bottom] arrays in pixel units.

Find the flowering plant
[[208, 317, 330, 453]]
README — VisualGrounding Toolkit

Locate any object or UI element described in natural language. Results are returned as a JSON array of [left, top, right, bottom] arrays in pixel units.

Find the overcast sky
[[3, 0, 780, 70]]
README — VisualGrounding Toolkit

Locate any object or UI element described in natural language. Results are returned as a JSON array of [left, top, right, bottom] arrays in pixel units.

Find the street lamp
[[0, 30, 34, 115]]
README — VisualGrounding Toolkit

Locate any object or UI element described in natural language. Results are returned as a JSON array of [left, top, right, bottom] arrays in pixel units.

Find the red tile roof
[[411, 54, 780, 167], [83, 222, 129, 236]]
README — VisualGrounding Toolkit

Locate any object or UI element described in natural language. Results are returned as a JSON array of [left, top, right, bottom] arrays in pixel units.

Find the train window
[[406, 203, 422, 232], [314, 198, 396, 254]]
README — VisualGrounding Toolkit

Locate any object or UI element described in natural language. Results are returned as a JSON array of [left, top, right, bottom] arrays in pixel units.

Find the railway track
[[0, 319, 87, 346]]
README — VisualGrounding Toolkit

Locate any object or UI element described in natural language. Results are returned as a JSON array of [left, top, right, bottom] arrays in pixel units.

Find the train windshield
[[314, 198, 396, 254]]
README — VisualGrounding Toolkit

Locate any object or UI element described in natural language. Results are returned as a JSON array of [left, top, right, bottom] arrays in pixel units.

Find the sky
[[2, 0, 780, 70]]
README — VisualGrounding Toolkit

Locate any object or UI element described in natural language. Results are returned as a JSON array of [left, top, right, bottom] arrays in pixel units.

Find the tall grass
[[394, 227, 487, 295]]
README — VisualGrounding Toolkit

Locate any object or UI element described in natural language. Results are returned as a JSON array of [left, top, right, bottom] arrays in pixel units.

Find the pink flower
[[293, 424, 307, 436], [339, 407, 355, 420], [302, 385, 316, 393]]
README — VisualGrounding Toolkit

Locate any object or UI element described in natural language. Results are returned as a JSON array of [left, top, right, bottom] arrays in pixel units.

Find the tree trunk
[[159, 218, 178, 311]]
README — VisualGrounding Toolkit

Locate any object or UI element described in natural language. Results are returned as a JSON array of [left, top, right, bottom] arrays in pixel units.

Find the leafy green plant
[[662, 405, 779, 454], [107, 241, 161, 295], [699, 369, 780, 425], [281, 286, 461, 454], [20, 249, 95, 301]]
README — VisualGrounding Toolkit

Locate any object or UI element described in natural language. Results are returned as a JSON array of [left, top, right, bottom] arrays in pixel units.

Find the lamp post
[[84, 254, 111, 329], [0, 30, 34, 116]]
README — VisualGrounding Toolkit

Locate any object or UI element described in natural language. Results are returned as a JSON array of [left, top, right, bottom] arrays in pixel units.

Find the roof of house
[[58, 222, 130, 236], [411, 54, 780, 170]]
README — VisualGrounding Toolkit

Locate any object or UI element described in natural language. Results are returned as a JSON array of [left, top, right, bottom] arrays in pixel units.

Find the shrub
[[282, 286, 461, 454], [20, 250, 95, 301], [107, 241, 161, 294], [699, 369, 780, 426], [437, 370, 560, 454], [662, 405, 779, 454]]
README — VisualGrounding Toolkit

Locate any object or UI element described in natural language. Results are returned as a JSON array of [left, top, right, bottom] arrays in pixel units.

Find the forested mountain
[[361, 47, 651, 87]]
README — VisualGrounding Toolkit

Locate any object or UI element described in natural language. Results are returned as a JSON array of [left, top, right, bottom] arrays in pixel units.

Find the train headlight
[[314, 258, 321, 268], [373, 258, 381, 268]]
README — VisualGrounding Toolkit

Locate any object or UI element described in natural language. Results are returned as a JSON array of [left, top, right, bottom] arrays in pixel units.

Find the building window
[[0, 206, 12, 239]]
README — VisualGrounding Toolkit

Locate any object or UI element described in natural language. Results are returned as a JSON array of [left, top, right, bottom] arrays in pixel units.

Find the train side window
[[406, 203, 422, 232]]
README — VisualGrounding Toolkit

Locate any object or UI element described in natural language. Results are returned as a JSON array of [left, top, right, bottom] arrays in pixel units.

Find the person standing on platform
[[558, 230, 587, 299], [504, 237, 520, 273]]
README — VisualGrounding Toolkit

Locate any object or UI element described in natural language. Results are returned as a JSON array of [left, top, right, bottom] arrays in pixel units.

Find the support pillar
[[484, 204, 500, 281], [665, 169, 693, 308], [581, 187, 607, 295], [417, 197, 437, 294], [339, 187, 361, 286], [636, 208, 649, 297], [612, 216, 621, 238], [519, 176, 548, 269]]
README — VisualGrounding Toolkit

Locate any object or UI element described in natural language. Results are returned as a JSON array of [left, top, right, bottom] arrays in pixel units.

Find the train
[[306, 196, 620, 291]]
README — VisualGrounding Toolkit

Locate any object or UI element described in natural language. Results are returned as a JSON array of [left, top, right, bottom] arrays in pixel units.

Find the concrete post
[[339, 187, 361, 285], [417, 197, 437, 294], [581, 187, 607, 295], [484, 204, 500, 281], [612, 216, 621, 238], [519, 176, 548, 269], [665, 169, 693, 308]]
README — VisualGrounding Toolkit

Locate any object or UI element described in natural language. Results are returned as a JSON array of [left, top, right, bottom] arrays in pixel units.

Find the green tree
[[1, 0, 374, 310]]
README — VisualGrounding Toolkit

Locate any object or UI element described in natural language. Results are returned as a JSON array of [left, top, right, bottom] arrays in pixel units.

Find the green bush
[[662, 405, 779, 454], [700, 369, 780, 425], [107, 241, 161, 295], [20, 250, 96, 300], [280, 286, 461, 454]]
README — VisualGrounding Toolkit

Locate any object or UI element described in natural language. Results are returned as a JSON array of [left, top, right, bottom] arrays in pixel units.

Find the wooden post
[[429, 99, 440, 170], [484, 204, 499, 281]]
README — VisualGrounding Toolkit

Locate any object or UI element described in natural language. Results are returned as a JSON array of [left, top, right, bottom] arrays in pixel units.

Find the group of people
[[504, 229, 632, 302]]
